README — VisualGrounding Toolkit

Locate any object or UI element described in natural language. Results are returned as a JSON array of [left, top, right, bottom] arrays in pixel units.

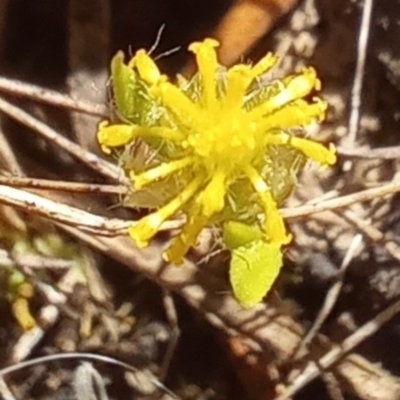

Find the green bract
[[224, 220, 282, 307]]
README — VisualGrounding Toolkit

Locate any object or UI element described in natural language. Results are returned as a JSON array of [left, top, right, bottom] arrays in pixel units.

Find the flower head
[[98, 39, 336, 288]]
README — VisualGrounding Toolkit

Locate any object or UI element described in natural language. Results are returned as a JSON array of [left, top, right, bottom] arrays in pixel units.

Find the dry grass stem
[[346, 0, 374, 144], [2, 176, 400, 226], [293, 234, 363, 359], [280, 180, 400, 219], [0, 184, 181, 235], [0, 176, 127, 195], [0, 76, 108, 118], [0, 96, 123, 182], [275, 298, 400, 400], [337, 145, 400, 160]]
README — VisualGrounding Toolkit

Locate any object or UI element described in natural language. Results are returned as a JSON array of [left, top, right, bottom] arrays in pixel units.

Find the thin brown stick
[[0, 96, 124, 182], [337, 145, 400, 160], [0, 184, 128, 236], [2, 176, 400, 221], [0, 185, 180, 236], [274, 298, 400, 400], [0, 126, 23, 174], [293, 234, 363, 360], [280, 180, 400, 219], [0, 76, 108, 117], [0, 176, 127, 195], [346, 0, 374, 144], [342, 210, 400, 262], [160, 290, 180, 380]]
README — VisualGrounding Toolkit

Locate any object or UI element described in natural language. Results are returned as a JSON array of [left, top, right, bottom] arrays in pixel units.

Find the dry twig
[[0, 176, 127, 195], [0, 185, 182, 236], [346, 0, 374, 144], [337, 145, 400, 160], [293, 234, 363, 360], [1, 176, 400, 225], [275, 298, 400, 400], [280, 181, 400, 219], [0, 76, 108, 117], [0, 96, 122, 182]]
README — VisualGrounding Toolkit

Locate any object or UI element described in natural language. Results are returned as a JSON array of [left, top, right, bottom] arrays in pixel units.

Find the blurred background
[[1, 1, 400, 399]]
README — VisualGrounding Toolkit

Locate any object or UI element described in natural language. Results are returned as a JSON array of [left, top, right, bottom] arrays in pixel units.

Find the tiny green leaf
[[230, 240, 282, 308], [111, 52, 155, 125], [223, 220, 263, 250], [111, 52, 138, 122]]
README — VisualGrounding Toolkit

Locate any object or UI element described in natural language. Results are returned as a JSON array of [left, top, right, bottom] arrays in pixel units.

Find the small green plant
[[98, 38, 336, 307]]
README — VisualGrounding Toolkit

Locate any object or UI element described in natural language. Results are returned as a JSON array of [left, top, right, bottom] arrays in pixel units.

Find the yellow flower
[[98, 38, 336, 264]]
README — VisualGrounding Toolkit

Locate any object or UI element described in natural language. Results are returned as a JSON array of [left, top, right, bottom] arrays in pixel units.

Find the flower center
[[187, 113, 262, 176]]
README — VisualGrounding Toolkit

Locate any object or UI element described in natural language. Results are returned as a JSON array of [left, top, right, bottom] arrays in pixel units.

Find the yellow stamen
[[264, 132, 337, 166], [131, 156, 193, 190]]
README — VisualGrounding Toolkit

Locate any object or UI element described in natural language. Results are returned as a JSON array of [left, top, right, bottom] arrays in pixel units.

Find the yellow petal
[[97, 121, 137, 153], [245, 166, 291, 245], [136, 126, 186, 141], [164, 212, 208, 264], [247, 67, 320, 120], [263, 131, 336, 167], [151, 81, 203, 128], [224, 54, 278, 111], [189, 38, 219, 109], [131, 49, 162, 85], [263, 194, 292, 245], [259, 98, 327, 132], [132, 156, 193, 190], [250, 53, 279, 79], [290, 138, 337, 166], [282, 67, 320, 99], [224, 65, 253, 110], [128, 176, 204, 247], [12, 297, 36, 331], [128, 213, 164, 248], [201, 169, 227, 217]]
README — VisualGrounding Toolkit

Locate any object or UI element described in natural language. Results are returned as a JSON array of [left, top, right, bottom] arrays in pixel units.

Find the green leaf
[[223, 220, 263, 250], [111, 52, 155, 125], [111, 52, 138, 122], [230, 240, 282, 308]]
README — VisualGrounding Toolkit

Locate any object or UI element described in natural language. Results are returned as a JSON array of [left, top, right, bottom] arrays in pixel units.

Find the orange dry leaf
[[212, 0, 300, 65], [227, 336, 284, 399]]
